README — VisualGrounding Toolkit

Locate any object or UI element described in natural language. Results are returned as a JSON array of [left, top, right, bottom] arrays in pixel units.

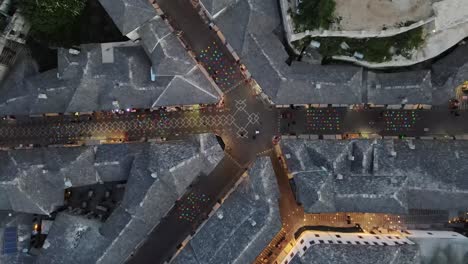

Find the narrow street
[[280, 107, 468, 137], [126, 0, 276, 263], [3, 106, 468, 149], [126, 156, 245, 264]]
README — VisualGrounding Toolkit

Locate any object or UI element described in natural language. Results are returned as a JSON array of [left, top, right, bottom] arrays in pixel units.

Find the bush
[[292, 0, 336, 31], [18, 0, 86, 45], [295, 27, 425, 63]]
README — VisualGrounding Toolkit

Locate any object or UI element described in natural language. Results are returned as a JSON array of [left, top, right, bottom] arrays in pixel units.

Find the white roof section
[[433, 0, 468, 30]]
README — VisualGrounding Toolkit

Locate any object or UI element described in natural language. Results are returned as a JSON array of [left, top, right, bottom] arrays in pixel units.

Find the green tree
[[18, 0, 86, 45]]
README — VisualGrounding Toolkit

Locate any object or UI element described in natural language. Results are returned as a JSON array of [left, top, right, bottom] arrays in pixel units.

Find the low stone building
[[0, 42, 219, 115], [281, 139, 468, 214], [29, 134, 223, 264], [0, 134, 223, 216]]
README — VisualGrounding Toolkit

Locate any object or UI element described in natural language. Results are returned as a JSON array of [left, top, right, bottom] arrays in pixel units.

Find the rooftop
[[289, 244, 420, 264], [367, 70, 433, 105], [2, 0, 465, 115], [136, 17, 196, 76], [201, 0, 237, 18], [0, 42, 219, 115], [206, 0, 468, 106], [278, 63, 364, 105], [281, 139, 468, 214], [0, 134, 223, 217], [431, 42, 468, 105], [98, 0, 156, 36], [34, 134, 223, 264], [1, 0, 224, 116]]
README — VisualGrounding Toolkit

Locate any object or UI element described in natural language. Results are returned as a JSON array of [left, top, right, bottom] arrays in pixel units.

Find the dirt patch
[[334, 0, 433, 31]]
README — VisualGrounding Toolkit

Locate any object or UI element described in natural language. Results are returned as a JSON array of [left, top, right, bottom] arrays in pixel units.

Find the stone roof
[[431, 42, 468, 105], [0, 145, 142, 215], [207, 0, 468, 106], [212, 0, 252, 54], [35, 134, 224, 264], [0, 50, 38, 97], [0, 42, 219, 115], [35, 213, 109, 264], [5, 0, 466, 113], [241, 34, 286, 99], [153, 71, 219, 107], [334, 176, 408, 214], [278, 63, 364, 105], [200, 0, 237, 17], [431, 43, 468, 86], [289, 244, 420, 264], [281, 139, 468, 214], [172, 156, 282, 264], [367, 70, 432, 105], [1, 0, 222, 116], [97, 0, 220, 109], [212, 0, 280, 49], [98, 0, 156, 36], [0, 134, 223, 215], [210, 0, 365, 105], [137, 17, 196, 76]]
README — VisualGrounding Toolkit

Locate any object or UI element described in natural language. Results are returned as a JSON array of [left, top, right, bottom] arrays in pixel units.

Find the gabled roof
[[35, 213, 108, 264], [0, 41, 220, 116], [431, 43, 468, 105], [0, 150, 64, 215], [98, 0, 156, 36], [294, 171, 336, 213], [367, 70, 432, 105], [335, 176, 408, 214], [212, 0, 251, 54], [137, 17, 196, 76], [282, 139, 468, 214], [201, 0, 237, 17], [212, 0, 281, 53], [35, 134, 224, 264], [277, 64, 364, 105], [153, 73, 219, 107], [431, 43, 468, 86], [0, 144, 142, 215], [241, 34, 287, 99]]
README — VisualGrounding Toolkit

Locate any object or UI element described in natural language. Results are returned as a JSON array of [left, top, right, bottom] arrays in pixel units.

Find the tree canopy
[[292, 0, 336, 31], [18, 0, 86, 45]]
